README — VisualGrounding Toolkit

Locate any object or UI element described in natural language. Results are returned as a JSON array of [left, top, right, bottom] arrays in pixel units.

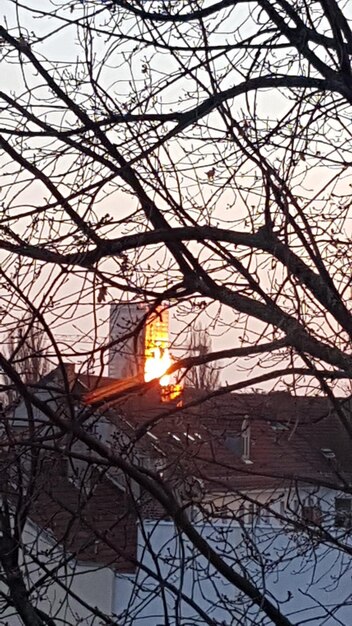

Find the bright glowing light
[[143, 306, 182, 400], [144, 345, 172, 385]]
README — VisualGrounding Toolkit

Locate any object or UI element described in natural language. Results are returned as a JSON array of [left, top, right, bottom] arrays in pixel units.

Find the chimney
[[53, 363, 76, 390]]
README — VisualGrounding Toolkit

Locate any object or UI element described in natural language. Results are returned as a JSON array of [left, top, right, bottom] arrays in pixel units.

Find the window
[[279, 500, 285, 515], [241, 501, 269, 526], [301, 496, 322, 525], [247, 502, 255, 525], [260, 504, 271, 525], [321, 448, 335, 459], [271, 422, 289, 432], [238, 502, 246, 523], [252, 503, 267, 526], [302, 505, 322, 525], [335, 498, 352, 528]]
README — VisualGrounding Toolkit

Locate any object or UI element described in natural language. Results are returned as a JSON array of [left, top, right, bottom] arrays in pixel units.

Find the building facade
[[1, 365, 352, 625]]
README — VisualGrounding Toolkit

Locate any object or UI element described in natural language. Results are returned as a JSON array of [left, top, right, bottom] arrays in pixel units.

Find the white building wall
[[114, 520, 242, 625], [0, 519, 114, 626], [114, 489, 352, 625]]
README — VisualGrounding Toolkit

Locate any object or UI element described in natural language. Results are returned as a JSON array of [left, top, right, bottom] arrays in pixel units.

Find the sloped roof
[[79, 379, 351, 492], [35, 367, 352, 491], [0, 453, 137, 573], [3, 365, 351, 571]]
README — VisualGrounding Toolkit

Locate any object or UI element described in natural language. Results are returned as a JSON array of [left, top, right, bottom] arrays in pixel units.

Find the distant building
[[2, 363, 352, 625]]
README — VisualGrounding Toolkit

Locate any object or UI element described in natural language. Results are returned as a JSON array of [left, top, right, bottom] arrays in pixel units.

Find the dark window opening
[[302, 505, 322, 525], [335, 498, 352, 529]]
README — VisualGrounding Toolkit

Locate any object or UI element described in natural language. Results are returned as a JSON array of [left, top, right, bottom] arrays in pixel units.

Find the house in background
[[0, 302, 351, 625], [107, 386, 352, 625], [2, 361, 352, 625]]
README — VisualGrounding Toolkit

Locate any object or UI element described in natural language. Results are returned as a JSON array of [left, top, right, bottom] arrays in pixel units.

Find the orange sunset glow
[[83, 305, 182, 406]]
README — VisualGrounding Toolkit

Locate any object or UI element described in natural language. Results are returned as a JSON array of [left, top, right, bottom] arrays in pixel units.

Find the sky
[[1, 1, 350, 395]]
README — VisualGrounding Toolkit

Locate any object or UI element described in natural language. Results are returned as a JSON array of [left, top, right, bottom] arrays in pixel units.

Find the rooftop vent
[[270, 422, 289, 432], [242, 417, 251, 462], [321, 448, 336, 459]]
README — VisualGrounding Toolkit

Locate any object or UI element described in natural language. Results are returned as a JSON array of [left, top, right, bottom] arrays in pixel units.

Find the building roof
[[0, 452, 138, 573], [3, 365, 351, 572], [74, 373, 352, 492]]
